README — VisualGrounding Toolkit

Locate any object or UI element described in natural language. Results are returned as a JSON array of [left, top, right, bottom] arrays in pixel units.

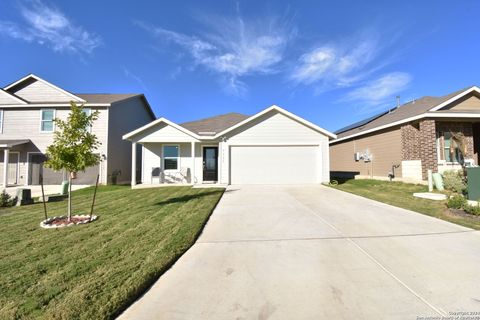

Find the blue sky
[[1, 0, 479, 132]]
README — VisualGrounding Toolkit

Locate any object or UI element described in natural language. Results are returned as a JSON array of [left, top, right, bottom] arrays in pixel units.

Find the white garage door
[[230, 145, 319, 184]]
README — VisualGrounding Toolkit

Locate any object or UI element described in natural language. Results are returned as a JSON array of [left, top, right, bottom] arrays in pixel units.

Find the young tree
[[44, 102, 101, 221]]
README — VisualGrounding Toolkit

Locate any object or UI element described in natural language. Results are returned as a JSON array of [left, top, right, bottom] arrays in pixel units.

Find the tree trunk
[[68, 174, 72, 221]]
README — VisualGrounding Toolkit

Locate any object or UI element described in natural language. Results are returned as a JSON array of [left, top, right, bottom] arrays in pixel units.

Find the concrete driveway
[[118, 185, 480, 319]]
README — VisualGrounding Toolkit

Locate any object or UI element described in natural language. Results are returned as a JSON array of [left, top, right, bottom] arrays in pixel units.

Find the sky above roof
[[1, 0, 479, 132]]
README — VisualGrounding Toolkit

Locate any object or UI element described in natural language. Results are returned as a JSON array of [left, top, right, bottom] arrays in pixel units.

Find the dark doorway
[[203, 147, 218, 182], [473, 123, 480, 165]]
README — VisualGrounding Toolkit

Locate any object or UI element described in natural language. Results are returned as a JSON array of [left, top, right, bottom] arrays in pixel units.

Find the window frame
[[437, 131, 461, 164], [162, 144, 180, 171], [40, 109, 56, 133]]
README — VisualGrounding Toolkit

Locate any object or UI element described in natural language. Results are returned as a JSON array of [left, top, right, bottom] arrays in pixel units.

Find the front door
[[203, 147, 218, 182]]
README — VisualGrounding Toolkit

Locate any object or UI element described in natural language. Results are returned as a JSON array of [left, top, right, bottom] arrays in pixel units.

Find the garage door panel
[[230, 146, 318, 184]]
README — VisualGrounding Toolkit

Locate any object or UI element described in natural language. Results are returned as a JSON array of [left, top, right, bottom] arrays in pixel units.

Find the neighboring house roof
[[179, 112, 249, 135], [75, 93, 141, 104], [2, 74, 156, 120], [123, 105, 337, 141], [333, 86, 480, 143]]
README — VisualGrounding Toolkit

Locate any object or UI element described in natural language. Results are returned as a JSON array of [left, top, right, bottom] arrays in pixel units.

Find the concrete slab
[[118, 185, 480, 320]]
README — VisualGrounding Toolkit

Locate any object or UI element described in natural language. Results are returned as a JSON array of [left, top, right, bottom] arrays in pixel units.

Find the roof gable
[[0, 89, 27, 105], [123, 118, 200, 141], [434, 91, 480, 112], [4, 74, 85, 103], [215, 105, 336, 139]]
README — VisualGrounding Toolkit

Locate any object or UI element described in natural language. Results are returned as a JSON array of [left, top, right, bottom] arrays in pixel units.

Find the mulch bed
[[445, 208, 480, 221], [40, 215, 98, 229]]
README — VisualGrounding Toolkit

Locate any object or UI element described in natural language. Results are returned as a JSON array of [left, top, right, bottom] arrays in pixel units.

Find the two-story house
[[0, 74, 156, 187]]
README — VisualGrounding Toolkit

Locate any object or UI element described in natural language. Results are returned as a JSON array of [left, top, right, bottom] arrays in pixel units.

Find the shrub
[[446, 194, 467, 209], [0, 190, 17, 207], [464, 203, 480, 216], [442, 170, 467, 194]]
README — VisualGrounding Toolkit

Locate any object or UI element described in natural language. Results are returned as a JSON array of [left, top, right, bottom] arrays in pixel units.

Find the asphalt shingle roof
[[180, 112, 249, 135], [335, 87, 472, 139], [75, 93, 141, 104]]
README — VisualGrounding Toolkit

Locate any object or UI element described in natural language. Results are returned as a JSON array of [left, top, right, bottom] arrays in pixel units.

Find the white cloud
[[0, 0, 101, 54], [290, 36, 381, 89], [136, 15, 293, 95], [343, 72, 412, 112]]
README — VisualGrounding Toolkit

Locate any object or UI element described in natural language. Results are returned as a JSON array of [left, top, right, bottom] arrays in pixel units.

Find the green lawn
[[330, 179, 480, 230], [0, 185, 224, 320]]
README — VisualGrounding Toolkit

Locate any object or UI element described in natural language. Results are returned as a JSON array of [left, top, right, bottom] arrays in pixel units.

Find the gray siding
[[107, 97, 155, 184]]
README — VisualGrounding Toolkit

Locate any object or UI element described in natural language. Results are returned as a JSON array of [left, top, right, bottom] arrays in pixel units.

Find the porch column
[[3, 148, 9, 188], [191, 141, 195, 185], [131, 142, 137, 187]]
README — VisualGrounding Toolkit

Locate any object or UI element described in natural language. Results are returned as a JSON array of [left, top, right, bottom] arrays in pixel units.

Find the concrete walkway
[[118, 185, 480, 319]]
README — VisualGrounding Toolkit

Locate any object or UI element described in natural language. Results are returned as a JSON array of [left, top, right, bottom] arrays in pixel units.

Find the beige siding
[[107, 97, 155, 184], [0, 107, 109, 184], [8, 79, 82, 103], [226, 111, 327, 144], [330, 127, 403, 179], [142, 142, 215, 185], [0, 91, 24, 105], [444, 93, 480, 111]]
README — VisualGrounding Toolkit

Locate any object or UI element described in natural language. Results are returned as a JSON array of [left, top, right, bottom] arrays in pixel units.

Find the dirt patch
[[444, 208, 480, 221]]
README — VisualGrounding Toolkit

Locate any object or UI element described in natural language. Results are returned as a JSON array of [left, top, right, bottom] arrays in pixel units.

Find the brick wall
[[401, 120, 438, 179], [419, 120, 438, 179], [401, 120, 475, 180]]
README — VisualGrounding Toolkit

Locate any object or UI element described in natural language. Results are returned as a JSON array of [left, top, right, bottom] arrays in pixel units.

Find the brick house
[[330, 86, 480, 182]]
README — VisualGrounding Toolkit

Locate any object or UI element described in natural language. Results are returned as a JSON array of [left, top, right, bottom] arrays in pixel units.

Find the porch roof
[[0, 139, 30, 148]]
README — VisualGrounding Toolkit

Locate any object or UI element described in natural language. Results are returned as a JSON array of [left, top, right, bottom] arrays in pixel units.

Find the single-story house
[[123, 105, 336, 185], [330, 86, 480, 182]]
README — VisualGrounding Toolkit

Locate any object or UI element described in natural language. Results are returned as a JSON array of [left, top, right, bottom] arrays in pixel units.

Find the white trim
[[228, 142, 320, 146], [26, 151, 43, 185], [424, 112, 480, 118], [103, 107, 109, 185], [0, 89, 27, 104], [40, 108, 56, 133], [6, 151, 20, 185], [4, 74, 86, 103], [162, 144, 180, 172], [0, 103, 110, 107], [429, 86, 480, 111], [123, 117, 201, 141], [215, 105, 337, 139], [0, 109, 3, 133], [201, 144, 219, 182]]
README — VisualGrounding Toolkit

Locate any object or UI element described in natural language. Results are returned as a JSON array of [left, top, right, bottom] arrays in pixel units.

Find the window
[[83, 108, 91, 131], [163, 145, 179, 170], [40, 109, 55, 132], [438, 132, 462, 163]]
